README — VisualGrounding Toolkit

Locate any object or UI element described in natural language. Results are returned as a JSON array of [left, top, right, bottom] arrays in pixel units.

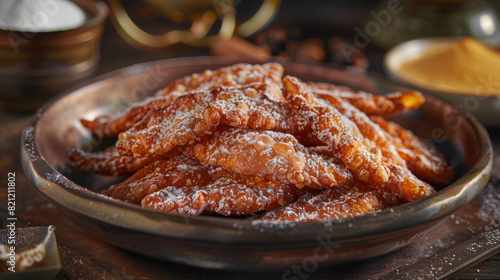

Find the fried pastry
[[283, 75, 435, 201], [67, 62, 455, 222], [104, 155, 212, 204], [80, 96, 181, 137], [116, 82, 303, 157], [310, 85, 407, 167], [141, 179, 302, 216], [254, 184, 401, 222], [181, 127, 354, 188], [66, 146, 177, 176], [306, 81, 425, 117], [159, 62, 284, 97], [370, 116, 454, 185], [81, 63, 284, 136], [311, 86, 453, 185], [106, 153, 304, 208]]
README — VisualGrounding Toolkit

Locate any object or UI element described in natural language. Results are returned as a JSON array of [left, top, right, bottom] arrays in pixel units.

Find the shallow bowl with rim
[[21, 56, 492, 271]]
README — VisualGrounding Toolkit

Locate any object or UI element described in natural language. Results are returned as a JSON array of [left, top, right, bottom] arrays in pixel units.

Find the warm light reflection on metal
[[479, 13, 496, 36]]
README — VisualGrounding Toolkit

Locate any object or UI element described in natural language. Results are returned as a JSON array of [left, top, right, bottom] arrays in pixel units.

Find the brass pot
[[106, 0, 280, 49], [0, 0, 108, 112]]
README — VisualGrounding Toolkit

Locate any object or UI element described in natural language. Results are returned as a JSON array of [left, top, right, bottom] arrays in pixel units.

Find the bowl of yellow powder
[[384, 37, 500, 126]]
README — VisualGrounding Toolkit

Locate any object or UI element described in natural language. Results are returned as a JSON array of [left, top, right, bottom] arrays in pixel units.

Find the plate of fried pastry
[[21, 57, 492, 271]]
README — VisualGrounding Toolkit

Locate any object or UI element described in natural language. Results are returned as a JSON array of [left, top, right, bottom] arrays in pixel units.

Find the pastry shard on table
[[0, 242, 46, 273], [66, 62, 454, 222]]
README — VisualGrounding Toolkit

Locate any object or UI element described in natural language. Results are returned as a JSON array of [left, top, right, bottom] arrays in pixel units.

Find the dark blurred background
[[99, 0, 500, 73], [2, 0, 500, 121], [97, 0, 384, 73]]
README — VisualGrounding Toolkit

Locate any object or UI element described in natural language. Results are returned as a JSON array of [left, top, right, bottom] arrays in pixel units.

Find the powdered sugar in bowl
[[0, 0, 108, 112]]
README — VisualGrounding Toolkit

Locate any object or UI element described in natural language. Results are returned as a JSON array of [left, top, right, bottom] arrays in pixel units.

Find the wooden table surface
[[0, 120, 499, 279]]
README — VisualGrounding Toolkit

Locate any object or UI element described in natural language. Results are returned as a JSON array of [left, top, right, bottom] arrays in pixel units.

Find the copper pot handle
[[106, 0, 280, 48]]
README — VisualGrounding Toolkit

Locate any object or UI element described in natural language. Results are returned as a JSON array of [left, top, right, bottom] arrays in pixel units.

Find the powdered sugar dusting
[[142, 178, 298, 216], [478, 177, 500, 229], [66, 62, 453, 224], [181, 127, 356, 189], [255, 185, 400, 222]]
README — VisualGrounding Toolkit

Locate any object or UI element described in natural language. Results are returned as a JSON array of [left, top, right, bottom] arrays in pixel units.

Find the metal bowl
[[0, 0, 108, 112], [21, 56, 493, 271], [384, 37, 500, 126]]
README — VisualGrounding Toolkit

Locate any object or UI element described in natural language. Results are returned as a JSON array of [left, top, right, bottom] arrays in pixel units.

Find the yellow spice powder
[[400, 37, 500, 96]]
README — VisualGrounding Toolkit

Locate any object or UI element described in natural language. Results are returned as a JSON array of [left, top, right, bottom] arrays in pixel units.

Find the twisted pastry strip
[[105, 152, 304, 208]]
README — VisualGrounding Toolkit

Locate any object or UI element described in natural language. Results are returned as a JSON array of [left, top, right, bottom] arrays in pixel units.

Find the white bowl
[[384, 37, 500, 126]]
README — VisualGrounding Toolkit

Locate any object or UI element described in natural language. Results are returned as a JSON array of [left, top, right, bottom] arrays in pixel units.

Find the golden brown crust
[[180, 127, 354, 188], [283, 75, 435, 201], [66, 146, 178, 176], [306, 81, 425, 117], [141, 180, 301, 216], [81, 63, 284, 136], [370, 116, 455, 185], [106, 153, 305, 214], [115, 82, 298, 157], [254, 184, 402, 222], [104, 155, 211, 204]]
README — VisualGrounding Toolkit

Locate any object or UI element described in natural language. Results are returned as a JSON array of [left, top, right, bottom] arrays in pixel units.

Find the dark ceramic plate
[[21, 57, 492, 271]]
